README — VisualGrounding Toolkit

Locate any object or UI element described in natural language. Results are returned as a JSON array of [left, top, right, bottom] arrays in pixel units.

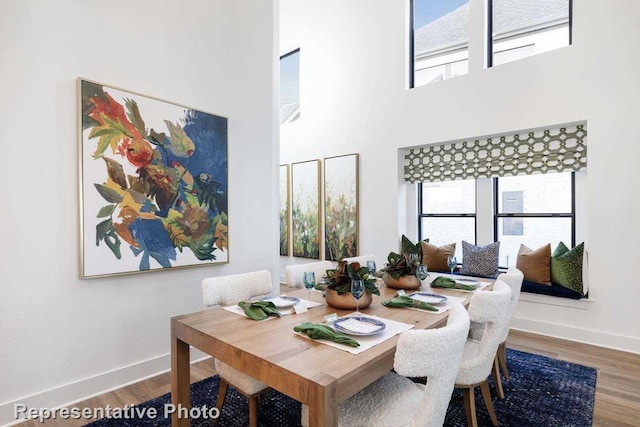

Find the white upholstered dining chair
[[492, 267, 524, 398], [284, 260, 333, 288], [454, 280, 512, 427], [201, 270, 273, 427], [301, 304, 470, 427], [468, 267, 524, 399], [342, 254, 377, 266]]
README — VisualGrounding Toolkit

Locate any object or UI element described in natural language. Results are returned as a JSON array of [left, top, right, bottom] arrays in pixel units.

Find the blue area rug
[[86, 349, 596, 426]]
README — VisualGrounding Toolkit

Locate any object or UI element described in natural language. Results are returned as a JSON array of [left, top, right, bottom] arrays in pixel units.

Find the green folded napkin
[[430, 276, 476, 291], [294, 322, 360, 347], [381, 295, 438, 311], [238, 301, 281, 321]]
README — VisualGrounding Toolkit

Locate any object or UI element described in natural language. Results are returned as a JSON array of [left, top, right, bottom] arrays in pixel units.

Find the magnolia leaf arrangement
[[325, 260, 380, 296], [383, 235, 428, 279]]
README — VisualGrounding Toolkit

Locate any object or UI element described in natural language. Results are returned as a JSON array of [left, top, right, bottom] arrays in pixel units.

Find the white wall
[[0, 0, 277, 424], [280, 0, 640, 353]]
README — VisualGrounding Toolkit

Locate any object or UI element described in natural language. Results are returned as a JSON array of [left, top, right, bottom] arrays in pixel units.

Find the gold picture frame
[[291, 160, 321, 259], [323, 153, 359, 261]]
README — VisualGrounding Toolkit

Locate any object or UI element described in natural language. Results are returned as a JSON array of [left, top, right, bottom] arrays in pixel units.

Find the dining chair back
[[392, 304, 471, 426], [455, 280, 512, 427], [284, 260, 333, 288], [341, 254, 377, 266], [301, 304, 470, 427], [496, 267, 524, 343], [491, 267, 524, 398], [201, 270, 274, 427], [202, 269, 272, 306]]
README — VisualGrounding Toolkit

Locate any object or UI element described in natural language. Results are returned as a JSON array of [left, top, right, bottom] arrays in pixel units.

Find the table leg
[[307, 374, 338, 427], [171, 319, 191, 427]]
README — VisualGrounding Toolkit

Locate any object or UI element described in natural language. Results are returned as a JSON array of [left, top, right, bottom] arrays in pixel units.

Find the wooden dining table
[[170, 278, 483, 427]]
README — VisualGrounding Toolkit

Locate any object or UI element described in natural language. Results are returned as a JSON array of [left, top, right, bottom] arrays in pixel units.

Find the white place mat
[[223, 298, 323, 319], [422, 295, 466, 314], [294, 313, 414, 355]]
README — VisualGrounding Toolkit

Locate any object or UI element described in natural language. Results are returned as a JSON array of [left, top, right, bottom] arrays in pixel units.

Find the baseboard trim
[[0, 349, 210, 427], [511, 316, 640, 355]]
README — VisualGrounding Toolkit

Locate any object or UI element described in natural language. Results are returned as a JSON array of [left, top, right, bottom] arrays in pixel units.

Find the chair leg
[[216, 378, 229, 412], [498, 341, 510, 380], [492, 354, 505, 399], [462, 387, 478, 427], [480, 380, 499, 426], [249, 396, 258, 427]]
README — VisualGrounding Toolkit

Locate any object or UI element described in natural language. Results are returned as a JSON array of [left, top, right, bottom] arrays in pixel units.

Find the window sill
[[519, 292, 593, 310]]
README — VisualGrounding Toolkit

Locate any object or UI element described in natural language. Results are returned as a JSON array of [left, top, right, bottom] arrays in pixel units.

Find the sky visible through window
[[414, 0, 468, 29], [280, 50, 299, 108]]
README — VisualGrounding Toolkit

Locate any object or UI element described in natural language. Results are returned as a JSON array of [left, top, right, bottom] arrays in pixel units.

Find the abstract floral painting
[[79, 79, 228, 278], [324, 154, 358, 261], [291, 160, 320, 259], [279, 164, 290, 256]]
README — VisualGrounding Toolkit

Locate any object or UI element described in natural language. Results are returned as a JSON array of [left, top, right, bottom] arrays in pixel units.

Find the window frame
[[409, 0, 470, 89], [492, 172, 576, 248], [417, 180, 478, 244], [279, 48, 301, 125], [417, 173, 576, 267], [486, 0, 574, 68]]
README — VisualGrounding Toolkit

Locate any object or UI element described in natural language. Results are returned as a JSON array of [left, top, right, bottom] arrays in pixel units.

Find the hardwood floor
[[13, 330, 640, 426]]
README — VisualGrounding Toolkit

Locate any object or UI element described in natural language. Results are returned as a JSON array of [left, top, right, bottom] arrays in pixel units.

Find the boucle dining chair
[[301, 304, 470, 427], [455, 280, 512, 427], [201, 270, 273, 427], [492, 267, 524, 398], [342, 254, 377, 266], [284, 260, 333, 288], [467, 267, 524, 399]]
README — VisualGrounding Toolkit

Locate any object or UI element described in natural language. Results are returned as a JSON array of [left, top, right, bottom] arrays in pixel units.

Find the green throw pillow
[[551, 242, 584, 294]]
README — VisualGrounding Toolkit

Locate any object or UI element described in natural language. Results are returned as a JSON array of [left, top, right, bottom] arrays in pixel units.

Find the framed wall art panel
[[324, 153, 359, 261], [78, 78, 228, 278], [291, 160, 320, 259], [279, 164, 290, 256]]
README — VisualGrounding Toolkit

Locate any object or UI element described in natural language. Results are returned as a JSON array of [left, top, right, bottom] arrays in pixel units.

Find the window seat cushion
[[450, 272, 583, 299], [521, 279, 584, 299]]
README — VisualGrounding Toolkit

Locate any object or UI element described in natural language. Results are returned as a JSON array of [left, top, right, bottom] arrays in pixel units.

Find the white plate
[[333, 316, 386, 336], [455, 278, 480, 286], [408, 292, 448, 304], [262, 295, 300, 309]]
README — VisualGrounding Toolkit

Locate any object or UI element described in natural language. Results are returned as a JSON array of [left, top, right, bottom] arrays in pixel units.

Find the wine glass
[[303, 271, 316, 300], [367, 260, 380, 289], [366, 260, 377, 276], [351, 279, 365, 313], [447, 256, 457, 275], [416, 263, 429, 280]]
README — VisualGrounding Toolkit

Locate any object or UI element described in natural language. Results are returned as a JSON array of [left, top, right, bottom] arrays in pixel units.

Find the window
[[418, 173, 575, 268], [495, 172, 574, 267], [418, 179, 476, 260], [488, 0, 572, 67], [411, 0, 469, 88], [280, 49, 300, 124]]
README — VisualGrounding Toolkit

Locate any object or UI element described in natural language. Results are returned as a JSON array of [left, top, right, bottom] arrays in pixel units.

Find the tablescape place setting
[[381, 290, 465, 315], [293, 312, 414, 355], [428, 275, 490, 292], [223, 295, 323, 319], [265, 295, 301, 309], [332, 316, 386, 336]]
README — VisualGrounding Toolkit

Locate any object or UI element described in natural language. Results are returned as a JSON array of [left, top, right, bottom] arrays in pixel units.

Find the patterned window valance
[[404, 124, 587, 183]]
